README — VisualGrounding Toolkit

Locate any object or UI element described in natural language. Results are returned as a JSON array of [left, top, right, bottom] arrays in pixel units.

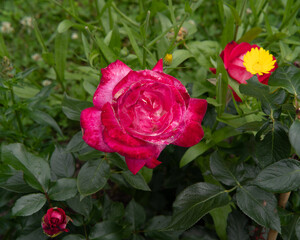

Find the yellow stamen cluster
[[243, 47, 276, 75]]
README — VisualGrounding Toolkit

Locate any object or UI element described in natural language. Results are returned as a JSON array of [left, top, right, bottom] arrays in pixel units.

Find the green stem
[[50, 0, 99, 31], [111, 2, 139, 27], [225, 185, 238, 193], [10, 87, 24, 136], [164, 14, 188, 56], [83, 221, 89, 240]]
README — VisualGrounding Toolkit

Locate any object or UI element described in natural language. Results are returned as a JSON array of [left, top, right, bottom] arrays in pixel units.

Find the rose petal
[[152, 58, 163, 72], [257, 60, 278, 85], [93, 60, 131, 108], [125, 158, 146, 175], [229, 42, 253, 62], [173, 98, 207, 147], [221, 41, 238, 67], [144, 157, 162, 169], [112, 70, 190, 107], [80, 107, 113, 152], [209, 67, 216, 74], [101, 103, 158, 159], [227, 64, 253, 84]]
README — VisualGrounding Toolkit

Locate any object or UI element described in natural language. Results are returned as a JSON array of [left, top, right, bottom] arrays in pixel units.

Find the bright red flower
[[41, 207, 71, 238], [211, 41, 278, 101], [80, 59, 207, 174]]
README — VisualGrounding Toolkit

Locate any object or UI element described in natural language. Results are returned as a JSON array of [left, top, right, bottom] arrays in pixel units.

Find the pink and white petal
[[157, 72, 190, 107], [80, 107, 113, 152], [93, 60, 131, 108], [173, 98, 207, 147], [152, 59, 163, 72], [125, 158, 146, 175], [227, 64, 253, 84], [101, 103, 157, 159]]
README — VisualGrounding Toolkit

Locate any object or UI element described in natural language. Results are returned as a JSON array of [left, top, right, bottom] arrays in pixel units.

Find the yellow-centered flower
[[243, 47, 276, 75]]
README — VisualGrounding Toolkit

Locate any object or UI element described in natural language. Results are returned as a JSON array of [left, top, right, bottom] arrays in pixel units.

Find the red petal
[[125, 158, 146, 175], [80, 107, 113, 152], [173, 99, 207, 147], [209, 68, 216, 74], [229, 42, 253, 62], [93, 60, 131, 108], [227, 64, 253, 84], [152, 59, 163, 72], [222, 41, 238, 67], [145, 157, 162, 169], [101, 103, 159, 159]]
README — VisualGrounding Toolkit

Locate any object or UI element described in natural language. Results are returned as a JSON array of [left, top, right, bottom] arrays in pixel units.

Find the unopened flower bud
[[41, 207, 71, 238]]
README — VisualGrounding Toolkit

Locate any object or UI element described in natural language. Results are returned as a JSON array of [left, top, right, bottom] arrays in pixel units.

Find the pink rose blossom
[[80, 59, 207, 174]]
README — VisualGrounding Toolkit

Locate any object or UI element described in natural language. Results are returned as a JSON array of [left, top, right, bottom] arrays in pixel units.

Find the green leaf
[[57, 19, 76, 33], [125, 200, 146, 230], [102, 195, 124, 221], [237, 27, 262, 43], [123, 23, 143, 66], [164, 183, 230, 231], [289, 120, 300, 156], [0, 166, 34, 193], [94, 36, 117, 63], [48, 178, 77, 201], [268, 65, 300, 97], [16, 227, 47, 240], [210, 151, 238, 186], [236, 185, 281, 233], [167, 50, 193, 70], [255, 122, 291, 168], [62, 94, 93, 121], [13, 86, 39, 99], [107, 153, 128, 170], [50, 145, 75, 178], [67, 194, 93, 218], [77, 158, 110, 196], [239, 76, 286, 115], [255, 159, 300, 193], [55, 32, 69, 86], [227, 210, 250, 240], [12, 193, 46, 216], [0, 32, 9, 57], [180, 126, 240, 167], [2, 143, 51, 192], [62, 234, 86, 240], [32, 19, 47, 53], [89, 221, 122, 240], [31, 110, 63, 136], [145, 216, 181, 240], [210, 204, 232, 240], [66, 131, 88, 152], [122, 170, 151, 191]]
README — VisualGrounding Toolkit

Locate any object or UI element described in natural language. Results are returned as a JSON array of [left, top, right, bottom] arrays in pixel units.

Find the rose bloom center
[[117, 81, 177, 137]]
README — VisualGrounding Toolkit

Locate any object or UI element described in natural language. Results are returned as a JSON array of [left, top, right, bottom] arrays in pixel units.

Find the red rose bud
[[219, 41, 278, 102], [80, 59, 207, 175], [41, 207, 71, 238]]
